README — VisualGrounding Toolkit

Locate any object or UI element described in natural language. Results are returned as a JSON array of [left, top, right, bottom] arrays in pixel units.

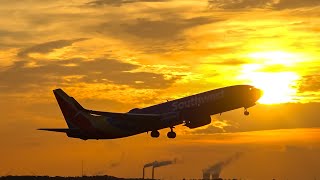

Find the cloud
[[0, 58, 181, 93], [17, 38, 88, 58], [204, 59, 248, 66], [208, 0, 271, 10], [0, 29, 34, 41], [191, 125, 224, 134], [273, 0, 320, 10], [190, 119, 236, 134], [187, 103, 320, 135], [298, 74, 320, 93], [95, 16, 220, 42], [123, 17, 213, 39], [0, 29, 37, 50], [86, 0, 168, 7], [90, 15, 222, 54], [208, 0, 320, 10]]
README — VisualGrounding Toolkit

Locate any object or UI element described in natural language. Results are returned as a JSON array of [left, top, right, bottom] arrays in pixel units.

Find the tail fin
[[53, 89, 86, 128]]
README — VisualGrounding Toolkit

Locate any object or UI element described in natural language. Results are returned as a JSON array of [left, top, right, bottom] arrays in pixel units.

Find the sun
[[239, 51, 300, 104], [247, 72, 299, 104]]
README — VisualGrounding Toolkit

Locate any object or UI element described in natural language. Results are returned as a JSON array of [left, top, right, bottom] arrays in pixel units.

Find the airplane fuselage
[[39, 85, 262, 140], [73, 85, 261, 139]]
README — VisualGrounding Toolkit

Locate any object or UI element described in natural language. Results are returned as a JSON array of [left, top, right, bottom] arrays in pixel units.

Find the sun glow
[[248, 72, 299, 104], [248, 51, 300, 65], [240, 51, 301, 104]]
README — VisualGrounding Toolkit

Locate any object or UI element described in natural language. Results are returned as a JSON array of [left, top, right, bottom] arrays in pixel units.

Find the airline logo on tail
[[53, 89, 95, 131]]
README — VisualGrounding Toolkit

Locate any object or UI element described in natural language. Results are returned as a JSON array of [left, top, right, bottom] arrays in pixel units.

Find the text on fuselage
[[172, 90, 224, 111]]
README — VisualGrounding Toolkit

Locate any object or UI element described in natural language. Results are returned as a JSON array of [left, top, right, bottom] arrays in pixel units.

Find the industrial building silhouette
[[0, 153, 243, 180], [0, 176, 154, 180], [0, 176, 241, 180]]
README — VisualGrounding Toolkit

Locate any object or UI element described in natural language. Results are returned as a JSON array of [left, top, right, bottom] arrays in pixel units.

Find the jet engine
[[184, 115, 211, 129], [128, 108, 142, 113]]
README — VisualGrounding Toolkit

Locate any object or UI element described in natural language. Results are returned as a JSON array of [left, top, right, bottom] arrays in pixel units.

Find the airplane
[[38, 85, 263, 140]]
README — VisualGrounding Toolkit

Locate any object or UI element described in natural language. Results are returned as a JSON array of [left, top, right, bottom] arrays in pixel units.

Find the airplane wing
[[86, 110, 177, 121], [87, 110, 179, 127], [88, 110, 161, 120]]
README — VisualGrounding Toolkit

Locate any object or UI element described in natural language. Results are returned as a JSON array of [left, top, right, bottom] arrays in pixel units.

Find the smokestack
[[202, 170, 211, 180], [143, 167, 145, 179], [143, 161, 153, 179], [143, 159, 176, 179]]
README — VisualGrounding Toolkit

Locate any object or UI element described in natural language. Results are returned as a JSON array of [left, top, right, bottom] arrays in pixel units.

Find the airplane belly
[[88, 115, 140, 139], [188, 98, 243, 116]]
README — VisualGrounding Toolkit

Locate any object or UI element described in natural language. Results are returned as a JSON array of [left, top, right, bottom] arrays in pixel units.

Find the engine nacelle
[[184, 115, 211, 129], [128, 108, 142, 113]]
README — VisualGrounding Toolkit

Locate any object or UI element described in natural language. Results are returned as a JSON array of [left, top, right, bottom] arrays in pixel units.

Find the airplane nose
[[255, 88, 264, 100]]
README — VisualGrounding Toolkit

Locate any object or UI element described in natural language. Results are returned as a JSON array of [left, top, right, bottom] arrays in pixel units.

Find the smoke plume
[[204, 152, 242, 178], [144, 158, 176, 168], [144, 162, 155, 168]]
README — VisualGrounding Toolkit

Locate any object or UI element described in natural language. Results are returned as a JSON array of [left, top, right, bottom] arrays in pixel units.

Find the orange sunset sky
[[0, 0, 320, 179]]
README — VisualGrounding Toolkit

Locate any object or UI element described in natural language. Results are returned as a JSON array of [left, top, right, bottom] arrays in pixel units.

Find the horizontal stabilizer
[[38, 128, 78, 133]]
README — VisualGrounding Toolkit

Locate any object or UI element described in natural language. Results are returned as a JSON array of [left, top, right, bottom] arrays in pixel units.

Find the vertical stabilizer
[[53, 89, 84, 128]]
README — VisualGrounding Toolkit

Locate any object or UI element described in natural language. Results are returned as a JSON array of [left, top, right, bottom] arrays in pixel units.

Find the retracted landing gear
[[151, 130, 160, 138], [167, 127, 176, 139], [244, 108, 250, 116]]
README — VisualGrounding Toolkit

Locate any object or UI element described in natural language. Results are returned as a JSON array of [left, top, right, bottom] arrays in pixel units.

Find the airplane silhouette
[[39, 85, 263, 140]]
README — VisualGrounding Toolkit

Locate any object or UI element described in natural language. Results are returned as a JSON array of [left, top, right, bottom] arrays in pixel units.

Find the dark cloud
[[188, 103, 320, 135], [91, 16, 221, 53], [208, 0, 271, 10], [298, 74, 320, 93], [86, 0, 168, 7], [0, 29, 38, 49], [208, 0, 320, 10], [273, 0, 320, 10], [95, 16, 220, 40], [0, 58, 181, 93], [17, 38, 88, 58], [0, 29, 34, 41], [204, 59, 247, 66]]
